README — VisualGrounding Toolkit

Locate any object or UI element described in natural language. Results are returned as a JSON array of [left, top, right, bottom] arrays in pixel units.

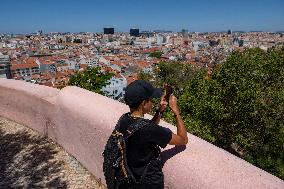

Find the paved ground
[[0, 117, 106, 189]]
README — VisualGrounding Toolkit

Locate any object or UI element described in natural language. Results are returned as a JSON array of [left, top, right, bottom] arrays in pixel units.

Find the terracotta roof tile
[[112, 61, 125, 67], [11, 62, 39, 70], [38, 58, 56, 65], [125, 74, 138, 85], [136, 60, 149, 69]]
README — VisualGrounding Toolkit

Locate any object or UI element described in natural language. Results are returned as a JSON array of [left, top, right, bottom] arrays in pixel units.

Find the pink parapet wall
[[0, 78, 283, 189]]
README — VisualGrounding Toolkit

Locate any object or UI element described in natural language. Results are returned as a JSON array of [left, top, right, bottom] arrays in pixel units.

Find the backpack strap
[[111, 115, 148, 184], [114, 113, 149, 139], [124, 118, 148, 140], [114, 114, 126, 130]]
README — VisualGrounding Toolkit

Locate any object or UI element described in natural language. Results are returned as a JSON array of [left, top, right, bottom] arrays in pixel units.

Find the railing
[[0, 78, 283, 189]]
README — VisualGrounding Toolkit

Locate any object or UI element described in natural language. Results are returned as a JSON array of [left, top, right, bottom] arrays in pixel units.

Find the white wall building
[[79, 57, 99, 67], [56, 64, 69, 72], [36, 59, 57, 73], [66, 60, 80, 71], [98, 56, 111, 66], [156, 35, 164, 45], [101, 75, 127, 100], [0, 54, 10, 78], [109, 64, 121, 72], [134, 38, 150, 47]]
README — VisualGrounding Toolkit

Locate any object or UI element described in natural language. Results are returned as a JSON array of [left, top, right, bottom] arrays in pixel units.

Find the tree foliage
[[180, 47, 284, 179], [149, 51, 163, 59], [138, 61, 204, 125], [68, 67, 114, 95], [139, 61, 200, 91]]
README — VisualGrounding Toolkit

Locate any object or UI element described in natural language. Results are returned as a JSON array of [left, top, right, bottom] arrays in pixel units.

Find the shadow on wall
[[161, 145, 187, 167], [0, 127, 67, 188]]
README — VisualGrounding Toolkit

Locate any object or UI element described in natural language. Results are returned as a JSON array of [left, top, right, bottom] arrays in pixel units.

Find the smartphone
[[164, 85, 173, 102]]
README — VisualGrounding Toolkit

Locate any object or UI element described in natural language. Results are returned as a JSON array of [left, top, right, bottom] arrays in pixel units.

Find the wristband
[[155, 108, 163, 116]]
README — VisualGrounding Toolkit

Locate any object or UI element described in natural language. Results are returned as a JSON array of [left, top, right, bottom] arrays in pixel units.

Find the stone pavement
[[0, 117, 106, 189]]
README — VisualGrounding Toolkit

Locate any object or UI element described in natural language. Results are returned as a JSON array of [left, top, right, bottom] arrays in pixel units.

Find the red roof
[[103, 56, 113, 61], [38, 58, 55, 65], [40, 73, 53, 80], [80, 64, 88, 70], [125, 74, 138, 85], [11, 62, 39, 70], [112, 61, 125, 67], [101, 66, 115, 73], [31, 74, 41, 79], [149, 47, 161, 52], [55, 72, 65, 79], [114, 73, 123, 79], [136, 60, 149, 69]]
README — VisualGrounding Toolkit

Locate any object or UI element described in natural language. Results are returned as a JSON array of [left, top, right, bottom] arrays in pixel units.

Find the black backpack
[[103, 116, 148, 189]]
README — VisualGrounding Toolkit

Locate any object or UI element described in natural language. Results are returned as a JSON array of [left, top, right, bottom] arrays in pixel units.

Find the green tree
[[155, 61, 200, 89], [180, 47, 284, 179], [149, 51, 163, 59], [139, 61, 200, 90], [138, 61, 203, 125], [138, 70, 153, 83], [141, 48, 284, 179], [68, 67, 114, 95]]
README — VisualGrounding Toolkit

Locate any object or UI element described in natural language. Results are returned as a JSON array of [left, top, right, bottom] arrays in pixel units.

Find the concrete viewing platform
[[0, 117, 104, 189], [0, 78, 283, 189]]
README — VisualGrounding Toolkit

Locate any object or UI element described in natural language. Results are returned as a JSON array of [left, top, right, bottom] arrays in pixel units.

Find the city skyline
[[1, 0, 284, 34]]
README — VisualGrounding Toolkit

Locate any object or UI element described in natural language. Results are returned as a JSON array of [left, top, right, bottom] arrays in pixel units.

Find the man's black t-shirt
[[118, 113, 172, 179]]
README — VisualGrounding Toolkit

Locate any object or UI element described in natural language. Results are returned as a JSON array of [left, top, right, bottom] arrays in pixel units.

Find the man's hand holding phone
[[169, 95, 180, 116], [158, 85, 173, 113]]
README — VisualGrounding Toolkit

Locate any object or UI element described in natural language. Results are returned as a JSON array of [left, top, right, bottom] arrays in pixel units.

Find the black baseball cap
[[124, 80, 163, 107]]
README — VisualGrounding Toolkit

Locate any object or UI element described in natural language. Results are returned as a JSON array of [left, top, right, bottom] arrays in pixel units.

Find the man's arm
[[168, 95, 188, 145], [151, 98, 168, 124], [168, 113, 188, 145], [151, 109, 163, 124]]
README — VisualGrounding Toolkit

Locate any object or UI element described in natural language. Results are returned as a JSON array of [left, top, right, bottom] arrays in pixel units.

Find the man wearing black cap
[[117, 80, 188, 188]]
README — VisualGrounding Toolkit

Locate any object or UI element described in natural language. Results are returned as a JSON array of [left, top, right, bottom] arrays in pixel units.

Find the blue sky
[[0, 0, 284, 34]]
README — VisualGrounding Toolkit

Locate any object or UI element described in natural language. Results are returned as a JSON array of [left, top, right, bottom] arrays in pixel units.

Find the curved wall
[[0, 78, 283, 189]]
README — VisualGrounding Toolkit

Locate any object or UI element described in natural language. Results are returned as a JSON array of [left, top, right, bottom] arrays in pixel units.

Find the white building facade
[[101, 75, 127, 100]]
